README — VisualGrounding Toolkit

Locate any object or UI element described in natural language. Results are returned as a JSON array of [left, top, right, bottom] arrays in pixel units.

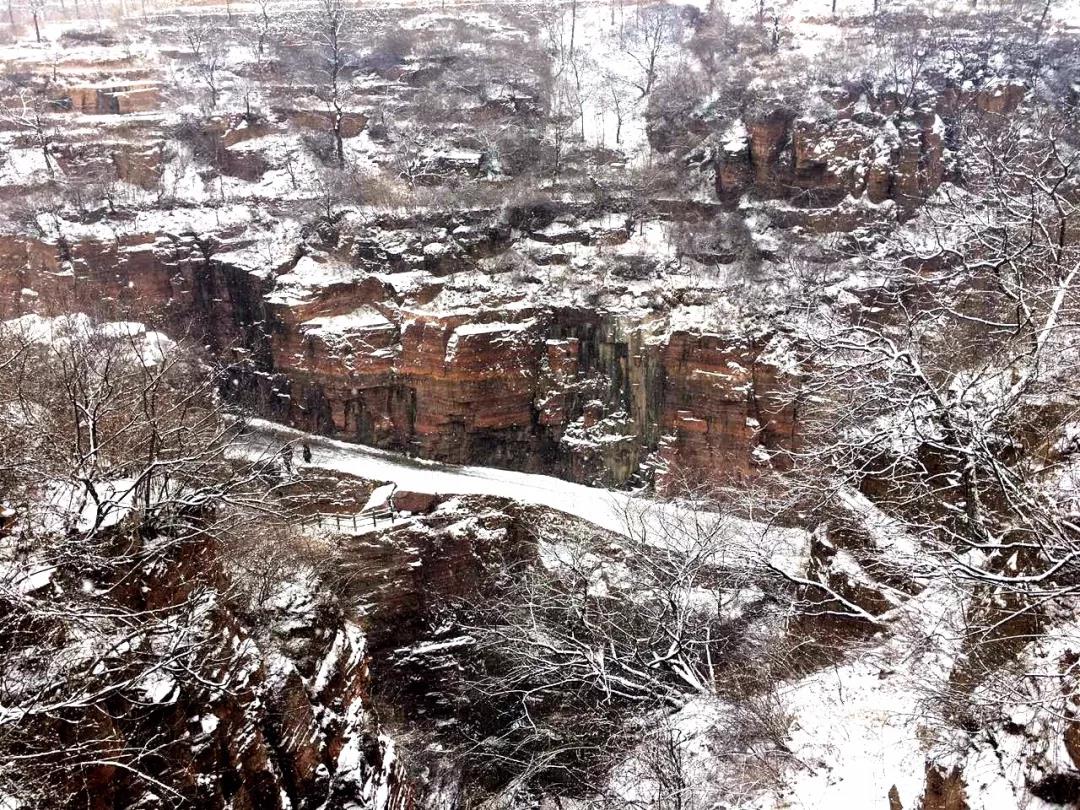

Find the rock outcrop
[[8, 519, 415, 810], [0, 209, 800, 492], [713, 82, 1027, 226], [263, 296, 796, 490]]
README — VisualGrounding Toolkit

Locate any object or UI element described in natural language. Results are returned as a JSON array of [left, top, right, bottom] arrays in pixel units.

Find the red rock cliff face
[[0, 222, 798, 492], [0, 222, 265, 352], [20, 522, 416, 810], [657, 331, 797, 488], [264, 281, 797, 490]]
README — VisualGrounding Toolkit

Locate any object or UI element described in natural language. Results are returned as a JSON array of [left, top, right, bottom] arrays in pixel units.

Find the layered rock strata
[[0, 212, 798, 491]]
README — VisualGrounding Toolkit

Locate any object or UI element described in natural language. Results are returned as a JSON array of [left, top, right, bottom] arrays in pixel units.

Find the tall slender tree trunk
[[1039, 0, 1053, 26], [40, 136, 54, 179], [569, 0, 577, 60], [333, 109, 344, 166]]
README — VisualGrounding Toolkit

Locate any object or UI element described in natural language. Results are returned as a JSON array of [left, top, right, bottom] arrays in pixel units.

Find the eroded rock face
[[657, 329, 797, 487], [11, 521, 415, 810], [714, 83, 1026, 224], [920, 765, 968, 810], [267, 298, 796, 490], [342, 495, 536, 652], [61, 79, 163, 114], [0, 217, 262, 353], [0, 212, 798, 492], [327, 496, 552, 806]]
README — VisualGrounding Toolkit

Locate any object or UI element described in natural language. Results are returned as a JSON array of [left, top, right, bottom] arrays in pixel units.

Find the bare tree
[[252, 0, 274, 66], [312, 0, 354, 167], [602, 70, 631, 146], [0, 316, 294, 804], [195, 33, 225, 109], [0, 86, 60, 180], [455, 497, 798, 797], [541, 3, 589, 157], [622, 4, 682, 99], [180, 16, 227, 110], [180, 13, 212, 61], [389, 121, 433, 187], [28, 0, 43, 42], [789, 111, 1080, 698], [544, 80, 575, 178]]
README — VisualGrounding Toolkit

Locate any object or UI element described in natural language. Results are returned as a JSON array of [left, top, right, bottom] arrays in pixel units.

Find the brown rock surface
[[920, 765, 968, 810], [715, 83, 1024, 215], [0, 218, 799, 490]]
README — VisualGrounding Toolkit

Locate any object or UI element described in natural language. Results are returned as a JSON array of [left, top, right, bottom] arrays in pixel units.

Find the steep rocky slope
[[0, 198, 803, 490], [2, 0, 1080, 808]]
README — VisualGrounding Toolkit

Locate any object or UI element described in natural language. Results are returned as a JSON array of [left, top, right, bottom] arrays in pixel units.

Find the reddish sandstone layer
[[0, 225, 798, 491], [269, 293, 796, 489]]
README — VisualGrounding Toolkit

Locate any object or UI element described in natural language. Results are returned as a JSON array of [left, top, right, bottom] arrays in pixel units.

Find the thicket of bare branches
[[450, 501, 797, 803], [789, 109, 1080, 704], [0, 316, 302, 806]]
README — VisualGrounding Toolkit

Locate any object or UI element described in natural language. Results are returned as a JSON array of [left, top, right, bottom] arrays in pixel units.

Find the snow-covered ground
[[240, 417, 807, 567], [592, 577, 1074, 810], [242, 418, 641, 535]]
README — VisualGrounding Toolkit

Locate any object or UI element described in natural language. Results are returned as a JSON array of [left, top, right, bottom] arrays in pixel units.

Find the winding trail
[[244, 418, 644, 535], [241, 418, 807, 567]]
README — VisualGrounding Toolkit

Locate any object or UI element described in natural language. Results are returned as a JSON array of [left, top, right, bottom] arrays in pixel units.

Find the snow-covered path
[[241, 418, 806, 565], [245, 418, 650, 536]]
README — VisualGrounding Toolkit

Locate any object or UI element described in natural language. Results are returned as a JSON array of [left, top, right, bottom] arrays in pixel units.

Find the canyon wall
[[11, 515, 415, 810], [0, 214, 798, 492]]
